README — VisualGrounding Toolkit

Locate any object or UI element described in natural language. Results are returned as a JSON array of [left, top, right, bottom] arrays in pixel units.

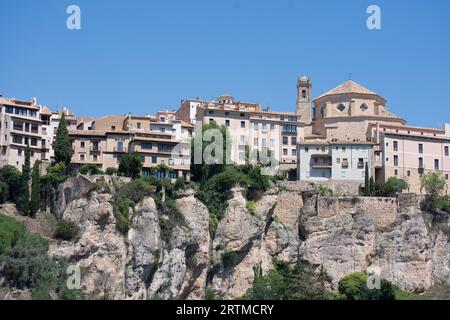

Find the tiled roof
[[314, 80, 381, 100]]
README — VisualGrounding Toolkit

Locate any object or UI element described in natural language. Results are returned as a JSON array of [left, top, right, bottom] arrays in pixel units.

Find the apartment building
[[297, 141, 372, 182], [0, 97, 50, 169], [177, 94, 304, 171], [370, 122, 450, 194], [70, 113, 192, 180]]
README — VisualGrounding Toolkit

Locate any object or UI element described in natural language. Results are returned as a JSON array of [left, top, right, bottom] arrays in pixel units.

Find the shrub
[[421, 171, 446, 212], [174, 177, 186, 191], [222, 251, 239, 269], [0, 165, 22, 204], [244, 259, 333, 300], [105, 167, 118, 175], [118, 152, 143, 179], [246, 200, 257, 215], [338, 272, 395, 300], [373, 177, 408, 197], [78, 164, 103, 175], [437, 196, 450, 214], [0, 179, 8, 203], [0, 214, 26, 253], [55, 219, 80, 241]]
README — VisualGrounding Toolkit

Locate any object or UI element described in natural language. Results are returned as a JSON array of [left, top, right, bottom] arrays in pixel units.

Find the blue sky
[[1, 0, 449, 128]]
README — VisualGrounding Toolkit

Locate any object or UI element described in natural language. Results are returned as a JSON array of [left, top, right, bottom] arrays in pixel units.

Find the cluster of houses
[[1, 77, 449, 194]]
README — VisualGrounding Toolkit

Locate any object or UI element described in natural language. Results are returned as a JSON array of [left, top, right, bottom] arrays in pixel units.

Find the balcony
[[89, 146, 101, 154], [311, 155, 332, 168]]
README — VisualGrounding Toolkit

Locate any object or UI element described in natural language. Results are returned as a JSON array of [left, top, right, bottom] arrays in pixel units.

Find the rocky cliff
[[25, 176, 450, 299]]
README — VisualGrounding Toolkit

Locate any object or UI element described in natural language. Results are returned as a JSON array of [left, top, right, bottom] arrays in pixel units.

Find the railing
[[113, 147, 127, 153]]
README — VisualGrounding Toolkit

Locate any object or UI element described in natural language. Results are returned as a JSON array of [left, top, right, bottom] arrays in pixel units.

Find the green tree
[[53, 113, 73, 166], [0, 165, 22, 203], [420, 171, 446, 212], [374, 177, 408, 197], [118, 152, 143, 179], [17, 145, 31, 216], [338, 272, 395, 300], [29, 161, 41, 218], [364, 163, 370, 196], [369, 176, 375, 196]]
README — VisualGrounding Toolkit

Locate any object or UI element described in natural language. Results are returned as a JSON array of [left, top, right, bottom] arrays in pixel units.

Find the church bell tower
[[296, 75, 312, 124]]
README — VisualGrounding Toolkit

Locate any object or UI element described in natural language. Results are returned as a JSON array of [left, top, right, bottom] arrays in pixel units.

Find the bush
[[373, 177, 409, 197], [222, 251, 240, 269], [118, 152, 143, 179], [0, 214, 26, 253], [55, 219, 80, 241], [246, 200, 257, 215], [0, 165, 22, 203], [105, 167, 118, 175], [244, 259, 333, 300], [338, 272, 395, 300], [78, 164, 103, 175], [437, 196, 450, 214], [174, 177, 186, 191], [421, 171, 446, 212]]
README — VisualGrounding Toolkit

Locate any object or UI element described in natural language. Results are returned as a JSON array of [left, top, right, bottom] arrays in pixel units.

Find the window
[[158, 144, 173, 152], [141, 142, 152, 149], [394, 155, 399, 166], [337, 104, 345, 112], [253, 123, 258, 130], [292, 149, 297, 156], [321, 147, 326, 152], [13, 121, 23, 131], [358, 158, 364, 168], [283, 149, 288, 156], [111, 126, 116, 131], [446, 174, 449, 180], [305, 147, 309, 152], [360, 103, 368, 112], [240, 136, 245, 146], [280, 115, 285, 121], [282, 125, 297, 133], [288, 116, 297, 122], [30, 138, 37, 146], [18, 148, 23, 156], [225, 120, 230, 127], [253, 138, 258, 146], [81, 141, 85, 148], [393, 141, 398, 151], [25, 123, 30, 132], [302, 90, 306, 98], [407, 170, 411, 177], [12, 135, 22, 144], [137, 122, 141, 129], [93, 155, 98, 162], [435, 159, 440, 170], [116, 141, 124, 151], [418, 144, 423, 154], [394, 169, 398, 176], [336, 158, 341, 164], [80, 154, 85, 161], [445, 146, 449, 156], [262, 138, 267, 148], [5, 106, 13, 114], [240, 121, 245, 128], [209, 118, 214, 124], [240, 113, 245, 117], [225, 112, 230, 116], [270, 138, 275, 148], [291, 137, 297, 145], [262, 123, 267, 132], [342, 147, 346, 152], [208, 110, 214, 115], [152, 156, 157, 163], [270, 123, 275, 130], [419, 157, 424, 168], [169, 159, 174, 166], [342, 158, 349, 168], [282, 136, 288, 145]]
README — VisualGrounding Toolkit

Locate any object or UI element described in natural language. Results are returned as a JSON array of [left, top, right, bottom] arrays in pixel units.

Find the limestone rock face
[[36, 176, 448, 300], [298, 193, 450, 292]]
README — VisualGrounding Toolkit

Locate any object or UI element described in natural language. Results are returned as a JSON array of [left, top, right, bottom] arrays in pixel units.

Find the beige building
[[176, 94, 305, 173], [70, 112, 192, 180], [0, 97, 51, 169], [298, 79, 450, 194]]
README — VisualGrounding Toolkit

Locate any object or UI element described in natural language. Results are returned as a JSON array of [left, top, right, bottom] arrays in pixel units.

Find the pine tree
[[30, 161, 41, 218], [18, 145, 31, 215], [364, 162, 370, 196], [53, 112, 73, 166]]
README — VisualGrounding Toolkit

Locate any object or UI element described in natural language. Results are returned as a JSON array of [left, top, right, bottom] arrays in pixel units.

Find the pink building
[[371, 123, 450, 194]]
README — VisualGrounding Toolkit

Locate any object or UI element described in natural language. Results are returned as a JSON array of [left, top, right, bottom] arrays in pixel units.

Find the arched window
[[302, 90, 307, 99], [360, 103, 368, 111], [337, 104, 345, 112]]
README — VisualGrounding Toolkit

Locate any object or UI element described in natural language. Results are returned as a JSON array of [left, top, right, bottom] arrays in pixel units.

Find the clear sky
[[1, 0, 449, 128]]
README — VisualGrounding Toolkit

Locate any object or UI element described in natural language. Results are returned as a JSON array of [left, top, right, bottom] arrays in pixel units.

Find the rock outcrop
[[36, 177, 448, 299]]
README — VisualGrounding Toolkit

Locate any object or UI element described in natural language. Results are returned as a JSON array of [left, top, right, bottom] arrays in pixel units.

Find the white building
[[297, 141, 372, 182]]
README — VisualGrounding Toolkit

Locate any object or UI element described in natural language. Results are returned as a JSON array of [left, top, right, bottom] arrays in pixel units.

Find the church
[[296, 77, 450, 194]]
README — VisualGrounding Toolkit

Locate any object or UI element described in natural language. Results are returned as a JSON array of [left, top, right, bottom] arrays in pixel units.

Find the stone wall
[[279, 180, 362, 195], [317, 196, 399, 229]]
